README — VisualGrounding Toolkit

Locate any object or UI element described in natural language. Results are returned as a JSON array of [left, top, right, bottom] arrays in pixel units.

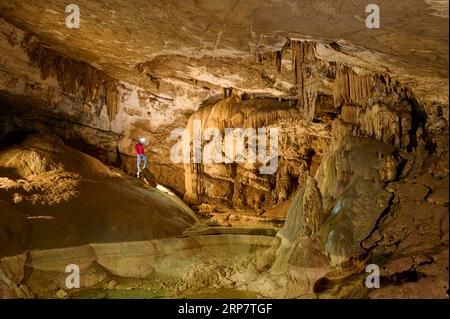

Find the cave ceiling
[[0, 0, 448, 102]]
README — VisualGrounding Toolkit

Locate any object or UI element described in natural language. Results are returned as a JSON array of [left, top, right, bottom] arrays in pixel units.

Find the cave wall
[[0, 4, 448, 298], [179, 39, 448, 217], [0, 18, 218, 194], [271, 61, 449, 298], [182, 96, 331, 211], [0, 17, 448, 218]]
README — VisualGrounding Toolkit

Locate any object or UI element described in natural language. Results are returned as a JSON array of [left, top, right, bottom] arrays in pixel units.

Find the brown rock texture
[[0, 133, 199, 251], [0, 1, 447, 299], [182, 96, 331, 212]]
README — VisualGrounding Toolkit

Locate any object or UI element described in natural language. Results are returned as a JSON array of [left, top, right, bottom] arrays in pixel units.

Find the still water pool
[[70, 288, 261, 299]]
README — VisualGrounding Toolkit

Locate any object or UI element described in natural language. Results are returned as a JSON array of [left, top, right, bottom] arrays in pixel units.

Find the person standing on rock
[[135, 137, 148, 178]]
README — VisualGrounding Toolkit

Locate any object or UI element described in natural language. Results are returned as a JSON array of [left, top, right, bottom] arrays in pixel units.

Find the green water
[[177, 288, 261, 299], [70, 288, 261, 299], [70, 288, 165, 299]]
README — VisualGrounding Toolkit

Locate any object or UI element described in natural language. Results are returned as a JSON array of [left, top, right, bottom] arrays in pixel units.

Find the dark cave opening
[[0, 128, 37, 150]]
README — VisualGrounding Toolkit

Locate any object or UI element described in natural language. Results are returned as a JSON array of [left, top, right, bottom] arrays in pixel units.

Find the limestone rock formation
[[302, 175, 325, 236], [182, 97, 331, 212], [0, 133, 199, 251], [0, 0, 447, 299], [0, 201, 28, 258], [269, 52, 448, 297]]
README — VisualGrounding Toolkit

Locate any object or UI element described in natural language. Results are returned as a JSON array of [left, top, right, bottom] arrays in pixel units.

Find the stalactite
[[256, 50, 283, 73], [223, 87, 232, 98], [290, 40, 318, 122], [335, 66, 415, 149], [105, 81, 119, 123], [333, 65, 374, 108], [183, 97, 308, 208], [291, 40, 317, 86], [302, 86, 317, 122], [275, 50, 282, 73], [186, 98, 302, 134], [256, 53, 264, 63], [25, 40, 120, 122]]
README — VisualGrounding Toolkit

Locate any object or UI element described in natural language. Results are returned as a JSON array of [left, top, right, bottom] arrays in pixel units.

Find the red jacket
[[135, 143, 145, 155]]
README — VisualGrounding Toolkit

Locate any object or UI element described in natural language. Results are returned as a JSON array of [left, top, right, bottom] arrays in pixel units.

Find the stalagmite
[[302, 175, 325, 235]]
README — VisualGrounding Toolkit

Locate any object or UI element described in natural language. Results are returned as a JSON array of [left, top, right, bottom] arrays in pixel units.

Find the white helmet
[[139, 137, 146, 144]]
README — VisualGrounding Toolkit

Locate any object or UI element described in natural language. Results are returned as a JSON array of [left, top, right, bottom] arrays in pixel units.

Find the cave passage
[[0, 1, 448, 300]]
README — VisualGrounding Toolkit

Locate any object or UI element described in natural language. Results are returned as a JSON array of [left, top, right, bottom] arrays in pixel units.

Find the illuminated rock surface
[[0, 1, 448, 298]]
